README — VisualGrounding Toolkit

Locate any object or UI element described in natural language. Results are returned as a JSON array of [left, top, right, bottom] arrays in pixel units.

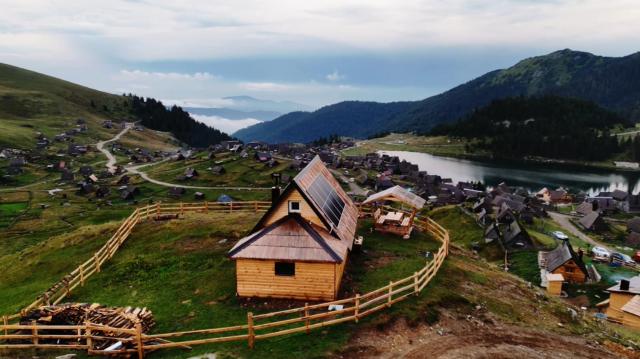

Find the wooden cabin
[[229, 156, 358, 301], [599, 276, 640, 329], [361, 185, 426, 239], [538, 240, 588, 284]]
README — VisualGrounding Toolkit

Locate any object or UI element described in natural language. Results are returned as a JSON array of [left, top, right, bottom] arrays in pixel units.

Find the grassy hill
[[0, 63, 134, 149], [235, 49, 640, 143], [1, 205, 638, 357]]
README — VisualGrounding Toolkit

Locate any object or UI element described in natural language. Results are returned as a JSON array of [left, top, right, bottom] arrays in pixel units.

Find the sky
[[1, 0, 639, 117]]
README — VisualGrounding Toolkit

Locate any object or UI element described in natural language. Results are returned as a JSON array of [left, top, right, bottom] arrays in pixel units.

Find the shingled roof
[[229, 214, 349, 263]]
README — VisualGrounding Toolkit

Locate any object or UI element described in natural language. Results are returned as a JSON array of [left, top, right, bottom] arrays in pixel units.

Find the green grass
[[508, 250, 541, 284], [145, 152, 298, 188], [0, 202, 28, 228], [428, 206, 503, 261], [0, 63, 134, 150]]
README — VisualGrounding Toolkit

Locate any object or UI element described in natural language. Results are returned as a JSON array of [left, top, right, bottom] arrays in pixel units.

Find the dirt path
[[548, 212, 612, 252], [336, 314, 624, 359], [96, 123, 132, 173], [125, 160, 271, 191]]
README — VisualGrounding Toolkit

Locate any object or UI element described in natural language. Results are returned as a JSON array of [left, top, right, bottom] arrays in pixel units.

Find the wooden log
[[247, 312, 255, 349]]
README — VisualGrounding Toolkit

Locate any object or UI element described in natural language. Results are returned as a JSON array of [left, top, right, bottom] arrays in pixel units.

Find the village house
[[578, 211, 606, 232], [599, 276, 640, 329], [501, 220, 532, 249], [538, 240, 589, 285], [228, 156, 358, 301]]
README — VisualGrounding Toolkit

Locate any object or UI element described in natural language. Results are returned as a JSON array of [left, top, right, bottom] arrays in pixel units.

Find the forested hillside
[[234, 101, 413, 143], [235, 49, 640, 143], [430, 96, 629, 161], [129, 95, 231, 147]]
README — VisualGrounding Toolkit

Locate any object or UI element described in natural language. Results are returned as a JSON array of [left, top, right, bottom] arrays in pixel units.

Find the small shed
[[546, 273, 564, 296], [361, 185, 425, 238]]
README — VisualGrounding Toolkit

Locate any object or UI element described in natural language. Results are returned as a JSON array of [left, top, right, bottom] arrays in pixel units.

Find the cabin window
[[288, 201, 301, 213], [275, 262, 295, 276]]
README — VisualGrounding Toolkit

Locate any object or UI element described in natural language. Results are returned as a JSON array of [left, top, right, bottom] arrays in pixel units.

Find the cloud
[[239, 82, 293, 92], [190, 114, 261, 134], [326, 70, 344, 82], [119, 69, 217, 80]]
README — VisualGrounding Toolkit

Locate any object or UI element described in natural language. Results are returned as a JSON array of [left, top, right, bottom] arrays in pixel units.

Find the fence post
[[180, 202, 184, 215], [247, 312, 255, 349], [32, 320, 38, 346], [156, 202, 161, 218], [304, 303, 310, 334], [354, 294, 360, 323], [254, 201, 258, 211], [230, 202, 234, 213], [145, 204, 150, 220], [85, 321, 93, 353], [205, 201, 209, 212], [135, 321, 144, 359], [387, 281, 393, 307], [3, 315, 8, 336], [80, 265, 85, 286], [44, 292, 50, 306], [94, 253, 101, 273], [413, 272, 419, 295]]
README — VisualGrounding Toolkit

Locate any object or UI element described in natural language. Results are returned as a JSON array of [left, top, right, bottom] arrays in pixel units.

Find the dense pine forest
[[431, 96, 631, 161], [128, 95, 231, 147]]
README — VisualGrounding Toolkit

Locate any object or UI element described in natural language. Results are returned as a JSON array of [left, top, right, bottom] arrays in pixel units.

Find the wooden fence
[[0, 203, 449, 357]]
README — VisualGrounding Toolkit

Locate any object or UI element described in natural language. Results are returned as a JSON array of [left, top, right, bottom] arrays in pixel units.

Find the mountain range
[[234, 49, 640, 143]]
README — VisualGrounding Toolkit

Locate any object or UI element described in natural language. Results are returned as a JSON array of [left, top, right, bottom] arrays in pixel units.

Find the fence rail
[[1, 202, 449, 358]]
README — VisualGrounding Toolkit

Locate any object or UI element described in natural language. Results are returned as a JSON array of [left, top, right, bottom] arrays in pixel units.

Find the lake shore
[[347, 133, 640, 174]]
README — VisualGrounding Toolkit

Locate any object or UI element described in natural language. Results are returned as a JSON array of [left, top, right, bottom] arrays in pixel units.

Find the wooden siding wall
[[236, 259, 338, 301], [606, 292, 634, 322], [552, 260, 586, 283], [264, 189, 324, 228], [334, 253, 348, 296]]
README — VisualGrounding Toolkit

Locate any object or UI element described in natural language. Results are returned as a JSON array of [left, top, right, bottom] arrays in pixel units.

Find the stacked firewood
[[20, 303, 155, 349]]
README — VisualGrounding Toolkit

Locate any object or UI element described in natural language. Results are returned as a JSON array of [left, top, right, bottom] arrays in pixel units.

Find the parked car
[[552, 231, 569, 240], [610, 252, 635, 267], [592, 246, 610, 259]]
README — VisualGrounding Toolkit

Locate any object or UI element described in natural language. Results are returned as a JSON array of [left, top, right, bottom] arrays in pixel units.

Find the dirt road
[[548, 212, 612, 251], [96, 123, 132, 173], [125, 160, 270, 191]]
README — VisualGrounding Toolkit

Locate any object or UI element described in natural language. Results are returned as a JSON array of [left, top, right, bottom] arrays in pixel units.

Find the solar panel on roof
[[308, 175, 345, 229]]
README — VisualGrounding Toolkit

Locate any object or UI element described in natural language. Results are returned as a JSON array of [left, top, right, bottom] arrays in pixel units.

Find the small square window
[[275, 262, 295, 276], [288, 201, 301, 213]]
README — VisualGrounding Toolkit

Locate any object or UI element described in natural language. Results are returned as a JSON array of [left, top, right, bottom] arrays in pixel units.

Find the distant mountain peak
[[234, 49, 640, 143]]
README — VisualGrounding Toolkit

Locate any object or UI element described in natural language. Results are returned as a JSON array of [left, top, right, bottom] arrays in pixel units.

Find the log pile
[[20, 303, 155, 349]]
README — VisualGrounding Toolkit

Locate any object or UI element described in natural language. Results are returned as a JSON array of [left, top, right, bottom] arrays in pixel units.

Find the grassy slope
[[0, 63, 134, 149], [2, 205, 636, 357], [144, 151, 299, 188]]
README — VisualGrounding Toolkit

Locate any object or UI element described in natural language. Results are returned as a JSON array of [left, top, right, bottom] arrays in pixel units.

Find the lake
[[379, 150, 640, 195]]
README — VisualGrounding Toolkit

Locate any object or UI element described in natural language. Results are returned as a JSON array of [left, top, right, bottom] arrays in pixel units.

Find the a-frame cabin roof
[[250, 155, 358, 248]]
